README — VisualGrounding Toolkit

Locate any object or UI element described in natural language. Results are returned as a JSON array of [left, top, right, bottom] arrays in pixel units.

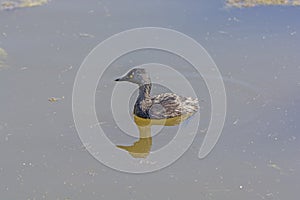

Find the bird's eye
[[129, 74, 133, 79]]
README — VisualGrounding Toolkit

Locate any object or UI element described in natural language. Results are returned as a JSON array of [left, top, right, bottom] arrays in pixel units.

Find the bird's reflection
[[116, 113, 193, 158]]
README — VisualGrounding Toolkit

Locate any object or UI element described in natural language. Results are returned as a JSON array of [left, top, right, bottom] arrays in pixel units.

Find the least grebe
[[115, 68, 199, 119]]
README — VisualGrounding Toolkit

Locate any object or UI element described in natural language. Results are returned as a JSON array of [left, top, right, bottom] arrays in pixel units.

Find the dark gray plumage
[[115, 68, 199, 119]]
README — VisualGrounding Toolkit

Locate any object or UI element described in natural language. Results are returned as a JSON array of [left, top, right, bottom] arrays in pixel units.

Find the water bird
[[115, 68, 199, 122]]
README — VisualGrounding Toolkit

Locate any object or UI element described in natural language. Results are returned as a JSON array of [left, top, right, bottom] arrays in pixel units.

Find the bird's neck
[[138, 83, 151, 100]]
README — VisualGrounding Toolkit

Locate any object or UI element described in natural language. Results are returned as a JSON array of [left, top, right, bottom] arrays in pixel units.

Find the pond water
[[0, 0, 299, 199]]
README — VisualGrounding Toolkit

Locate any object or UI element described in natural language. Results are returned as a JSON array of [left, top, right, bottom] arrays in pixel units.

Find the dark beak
[[115, 76, 126, 81]]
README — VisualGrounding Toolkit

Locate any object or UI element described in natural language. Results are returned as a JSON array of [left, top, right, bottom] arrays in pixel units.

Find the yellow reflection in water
[[116, 113, 193, 158]]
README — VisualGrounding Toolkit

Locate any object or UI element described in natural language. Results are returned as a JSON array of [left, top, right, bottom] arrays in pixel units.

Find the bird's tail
[[182, 97, 199, 114]]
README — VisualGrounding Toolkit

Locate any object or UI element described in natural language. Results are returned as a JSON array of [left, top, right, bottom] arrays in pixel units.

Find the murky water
[[0, 0, 299, 199]]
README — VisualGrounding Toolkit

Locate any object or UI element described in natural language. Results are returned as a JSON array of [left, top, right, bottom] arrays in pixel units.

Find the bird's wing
[[150, 93, 182, 119]]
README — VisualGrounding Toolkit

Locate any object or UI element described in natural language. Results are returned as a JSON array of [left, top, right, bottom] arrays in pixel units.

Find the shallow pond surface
[[0, 0, 299, 199]]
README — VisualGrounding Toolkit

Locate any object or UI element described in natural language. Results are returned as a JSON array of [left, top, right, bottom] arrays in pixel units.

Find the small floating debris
[[86, 169, 98, 177], [20, 66, 28, 70], [0, 48, 7, 58], [228, 17, 240, 22], [1, 1, 17, 10], [0, 47, 8, 68], [78, 33, 95, 38], [48, 96, 64, 103], [268, 163, 281, 171], [293, 0, 300, 5], [1, 0, 49, 11], [226, 0, 300, 8], [233, 118, 239, 125], [61, 65, 73, 73], [218, 30, 229, 35], [19, 0, 48, 8], [80, 142, 92, 151]]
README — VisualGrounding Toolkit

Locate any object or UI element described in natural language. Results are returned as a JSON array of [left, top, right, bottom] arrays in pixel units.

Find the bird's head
[[115, 68, 150, 85]]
